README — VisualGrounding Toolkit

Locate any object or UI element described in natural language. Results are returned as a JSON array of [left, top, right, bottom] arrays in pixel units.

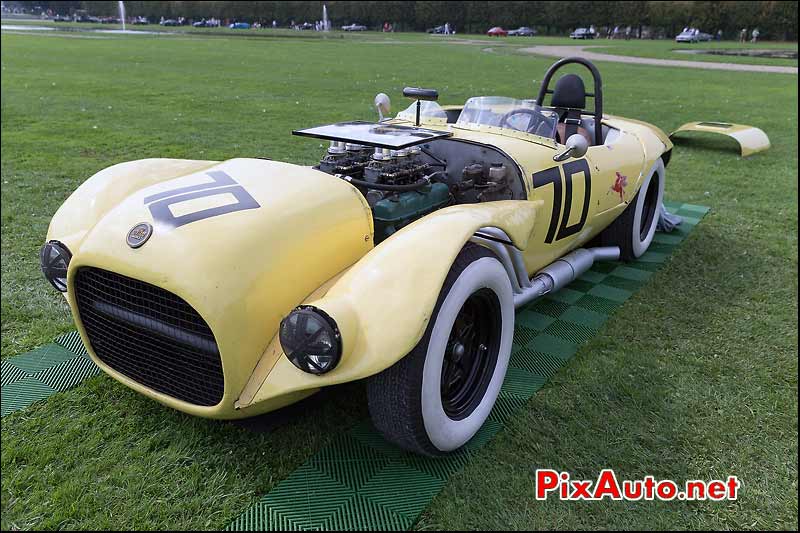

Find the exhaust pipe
[[471, 228, 620, 309], [514, 246, 619, 308]]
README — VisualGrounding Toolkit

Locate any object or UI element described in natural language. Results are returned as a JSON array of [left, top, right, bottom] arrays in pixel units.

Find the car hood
[[53, 158, 374, 402]]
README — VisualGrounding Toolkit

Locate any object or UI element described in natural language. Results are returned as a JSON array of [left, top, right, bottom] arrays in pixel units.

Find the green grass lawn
[[1, 29, 797, 530]]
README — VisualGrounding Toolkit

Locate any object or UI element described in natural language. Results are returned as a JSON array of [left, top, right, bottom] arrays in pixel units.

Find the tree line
[[19, 1, 799, 40]]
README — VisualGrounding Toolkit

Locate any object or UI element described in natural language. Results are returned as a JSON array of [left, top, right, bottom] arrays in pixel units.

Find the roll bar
[[536, 57, 604, 146]]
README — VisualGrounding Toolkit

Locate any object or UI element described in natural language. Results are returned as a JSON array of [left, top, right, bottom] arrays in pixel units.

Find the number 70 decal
[[532, 159, 592, 244], [144, 170, 260, 229]]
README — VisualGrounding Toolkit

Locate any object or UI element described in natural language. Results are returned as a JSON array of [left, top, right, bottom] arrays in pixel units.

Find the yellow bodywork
[[53, 158, 374, 418], [48, 111, 671, 419], [669, 121, 770, 157], [237, 200, 539, 409]]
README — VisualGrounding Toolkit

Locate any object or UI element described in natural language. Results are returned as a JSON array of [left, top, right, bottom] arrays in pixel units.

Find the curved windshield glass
[[456, 96, 557, 139], [396, 100, 448, 124]]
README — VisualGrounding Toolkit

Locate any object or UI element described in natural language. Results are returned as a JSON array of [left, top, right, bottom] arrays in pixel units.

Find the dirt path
[[519, 45, 798, 74]]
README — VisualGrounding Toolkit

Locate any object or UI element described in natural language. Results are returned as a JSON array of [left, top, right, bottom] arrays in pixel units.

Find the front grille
[[74, 267, 224, 406]]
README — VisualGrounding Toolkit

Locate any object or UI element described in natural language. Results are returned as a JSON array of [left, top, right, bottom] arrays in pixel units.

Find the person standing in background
[[751, 28, 759, 43]]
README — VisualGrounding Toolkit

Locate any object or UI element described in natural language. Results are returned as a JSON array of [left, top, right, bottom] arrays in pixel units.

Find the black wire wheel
[[599, 158, 665, 261], [367, 243, 514, 456], [440, 288, 501, 421]]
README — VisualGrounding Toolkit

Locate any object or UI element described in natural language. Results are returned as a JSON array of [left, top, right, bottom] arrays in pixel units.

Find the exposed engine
[[317, 141, 448, 242], [454, 161, 513, 203], [316, 139, 521, 243]]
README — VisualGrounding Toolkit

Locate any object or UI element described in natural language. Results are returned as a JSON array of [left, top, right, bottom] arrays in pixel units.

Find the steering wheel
[[498, 108, 553, 136]]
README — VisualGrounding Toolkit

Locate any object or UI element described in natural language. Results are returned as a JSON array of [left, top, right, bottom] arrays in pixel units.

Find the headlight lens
[[40, 240, 72, 292], [279, 306, 341, 375]]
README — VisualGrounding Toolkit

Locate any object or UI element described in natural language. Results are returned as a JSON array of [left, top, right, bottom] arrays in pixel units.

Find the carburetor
[[363, 146, 431, 186], [453, 162, 512, 202], [316, 141, 372, 178]]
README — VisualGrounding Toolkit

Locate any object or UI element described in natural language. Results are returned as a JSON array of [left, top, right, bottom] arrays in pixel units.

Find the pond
[[674, 48, 797, 60]]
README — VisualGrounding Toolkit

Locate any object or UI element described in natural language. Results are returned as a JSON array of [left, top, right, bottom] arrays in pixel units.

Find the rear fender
[[237, 200, 540, 409]]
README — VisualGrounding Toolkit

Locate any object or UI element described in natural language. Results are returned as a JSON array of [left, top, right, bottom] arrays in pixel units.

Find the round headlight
[[40, 240, 72, 292], [279, 306, 341, 375]]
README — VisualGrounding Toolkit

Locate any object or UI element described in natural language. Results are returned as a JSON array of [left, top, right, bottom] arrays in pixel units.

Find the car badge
[[127, 222, 153, 248]]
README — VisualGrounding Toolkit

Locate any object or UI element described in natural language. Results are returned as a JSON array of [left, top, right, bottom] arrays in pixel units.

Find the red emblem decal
[[611, 172, 628, 201]]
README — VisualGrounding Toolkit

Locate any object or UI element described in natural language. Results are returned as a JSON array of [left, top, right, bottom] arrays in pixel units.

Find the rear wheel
[[367, 244, 514, 456], [600, 159, 665, 261]]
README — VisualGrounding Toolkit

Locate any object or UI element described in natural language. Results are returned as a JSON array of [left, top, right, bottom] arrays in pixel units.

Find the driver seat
[[551, 74, 593, 145]]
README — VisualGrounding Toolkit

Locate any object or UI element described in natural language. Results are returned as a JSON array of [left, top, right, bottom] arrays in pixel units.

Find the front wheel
[[367, 244, 514, 456]]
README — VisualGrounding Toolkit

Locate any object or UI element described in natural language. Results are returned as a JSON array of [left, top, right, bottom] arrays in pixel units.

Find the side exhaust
[[471, 228, 620, 309]]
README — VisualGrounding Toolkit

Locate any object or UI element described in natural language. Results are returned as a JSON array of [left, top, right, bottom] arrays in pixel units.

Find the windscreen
[[455, 96, 557, 138], [396, 100, 448, 124]]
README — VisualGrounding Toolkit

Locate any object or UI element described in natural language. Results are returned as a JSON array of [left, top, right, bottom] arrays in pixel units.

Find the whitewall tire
[[367, 244, 514, 455]]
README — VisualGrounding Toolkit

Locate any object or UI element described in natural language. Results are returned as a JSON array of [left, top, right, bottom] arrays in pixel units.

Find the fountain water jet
[[118, 1, 126, 31]]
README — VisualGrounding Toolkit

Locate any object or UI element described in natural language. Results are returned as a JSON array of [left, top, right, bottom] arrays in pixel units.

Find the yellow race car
[[41, 58, 671, 456]]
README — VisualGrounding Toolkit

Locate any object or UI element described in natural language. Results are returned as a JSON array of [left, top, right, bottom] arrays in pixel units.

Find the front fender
[[237, 200, 540, 410]]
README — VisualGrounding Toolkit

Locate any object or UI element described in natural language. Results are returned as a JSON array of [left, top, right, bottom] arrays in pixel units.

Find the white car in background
[[675, 29, 712, 42]]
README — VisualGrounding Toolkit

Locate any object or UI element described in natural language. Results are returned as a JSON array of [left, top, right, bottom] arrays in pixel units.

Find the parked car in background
[[342, 23, 367, 31], [675, 28, 713, 42], [100, 16, 120, 24], [427, 25, 445, 34], [52, 14, 71, 22], [75, 14, 101, 23], [508, 26, 536, 36], [570, 27, 596, 39], [487, 26, 508, 36], [198, 18, 220, 27], [161, 19, 181, 26], [229, 22, 251, 30], [132, 16, 148, 25]]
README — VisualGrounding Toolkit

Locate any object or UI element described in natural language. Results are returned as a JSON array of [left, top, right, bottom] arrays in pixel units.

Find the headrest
[[551, 74, 586, 109]]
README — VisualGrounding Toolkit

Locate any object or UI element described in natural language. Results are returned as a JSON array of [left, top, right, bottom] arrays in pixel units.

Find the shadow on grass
[[671, 133, 744, 157], [230, 382, 360, 434]]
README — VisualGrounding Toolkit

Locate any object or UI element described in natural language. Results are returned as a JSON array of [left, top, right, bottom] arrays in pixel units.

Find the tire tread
[[366, 243, 495, 456]]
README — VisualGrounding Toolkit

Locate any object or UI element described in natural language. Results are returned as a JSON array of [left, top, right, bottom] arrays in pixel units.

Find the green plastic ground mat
[[1, 330, 98, 417], [227, 201, 710, 531]]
